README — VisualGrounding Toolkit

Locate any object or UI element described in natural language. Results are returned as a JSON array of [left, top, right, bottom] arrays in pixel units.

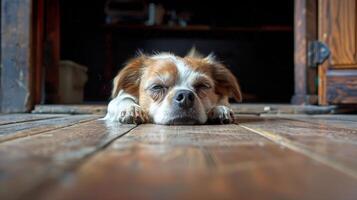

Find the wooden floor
[[1, 112, 357, 200]]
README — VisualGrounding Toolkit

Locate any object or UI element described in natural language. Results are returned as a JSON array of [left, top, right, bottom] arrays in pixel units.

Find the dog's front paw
[[119, 105, 149, 124], [104, 101, 149, 124], [207, 105, 235, 124]]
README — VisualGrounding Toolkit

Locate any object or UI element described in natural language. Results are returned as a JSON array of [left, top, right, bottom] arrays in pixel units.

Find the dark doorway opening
[[60, 0, 294, 103]]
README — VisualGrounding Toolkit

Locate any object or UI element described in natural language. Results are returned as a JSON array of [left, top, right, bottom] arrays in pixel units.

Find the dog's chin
[[166, 117, 199, 125], [152, 107, 207, 125], [156, 115, 201, 125]]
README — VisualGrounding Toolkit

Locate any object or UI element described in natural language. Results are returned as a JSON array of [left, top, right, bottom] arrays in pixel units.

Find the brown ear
[[209, 58, 242, 102], [111, 55, 146, 98]]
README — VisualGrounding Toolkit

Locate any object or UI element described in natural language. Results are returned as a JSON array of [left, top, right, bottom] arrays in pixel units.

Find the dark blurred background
[[60, 0, 294, 103]]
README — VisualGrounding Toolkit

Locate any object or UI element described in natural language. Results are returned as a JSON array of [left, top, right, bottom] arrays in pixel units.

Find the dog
[[103, 49, 242, 125]]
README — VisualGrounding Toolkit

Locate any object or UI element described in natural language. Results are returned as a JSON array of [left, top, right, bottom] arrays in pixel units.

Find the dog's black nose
[[174, 90, 195, 109]]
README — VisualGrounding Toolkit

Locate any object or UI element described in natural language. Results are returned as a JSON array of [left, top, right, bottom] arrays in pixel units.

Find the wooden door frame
[[291, 0, 318, 105], [1, 0, 34, 112], [0, 0, 60, 112]]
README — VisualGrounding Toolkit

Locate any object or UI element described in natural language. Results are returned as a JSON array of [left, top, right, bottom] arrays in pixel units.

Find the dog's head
[[112, 50, 242, 125]]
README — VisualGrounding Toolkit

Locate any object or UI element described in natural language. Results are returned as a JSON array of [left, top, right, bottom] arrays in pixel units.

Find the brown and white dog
[[103, 49, 242, 125]]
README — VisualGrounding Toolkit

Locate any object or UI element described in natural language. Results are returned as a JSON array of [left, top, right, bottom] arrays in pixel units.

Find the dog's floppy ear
[[111, 54, 146, 98], [206, 54, 243, 102]]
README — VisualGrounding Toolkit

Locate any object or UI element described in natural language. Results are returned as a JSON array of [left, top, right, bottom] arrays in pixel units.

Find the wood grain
[[293, 0, 318, 104], [32, 0, 45, 105], [33, 123, 357, 200], [30, 104, 342, 115], [0, 114, 66, 126], [318, 0, 357, 105], [0, 120, 136, 200], [0, 0, 33, 112], [32, 104, 107, 114], [230, 103, 337, 114], [0, 115, 100, 142], [240, 116, 357, 178], [43, 0, 60, 103], [269, 114, 357, 129], [326, 70, 357, 104], [320, 0, 356, 66]]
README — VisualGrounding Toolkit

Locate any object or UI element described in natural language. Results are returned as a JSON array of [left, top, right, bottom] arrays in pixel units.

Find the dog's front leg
[[207, 105, 235, 124], [207, 97, 235, 124], [103, 90, 148, 124]]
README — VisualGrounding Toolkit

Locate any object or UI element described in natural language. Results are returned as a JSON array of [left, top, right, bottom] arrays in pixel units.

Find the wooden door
[[318, 0, 357, 105]]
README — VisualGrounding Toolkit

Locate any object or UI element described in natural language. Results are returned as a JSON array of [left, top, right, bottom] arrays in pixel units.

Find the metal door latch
[[308, 41, 330, 68]]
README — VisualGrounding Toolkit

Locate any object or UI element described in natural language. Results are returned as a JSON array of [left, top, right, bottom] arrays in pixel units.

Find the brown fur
[[211, 62, 242, 102], [111, 55, 146, 98], [138, 59, 179, 113], [185, 53, 242, 102], [112, 51, 242, 110]]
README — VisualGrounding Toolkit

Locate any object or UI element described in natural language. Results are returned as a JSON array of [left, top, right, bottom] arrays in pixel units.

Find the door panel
[[326, 70, 357, 104], [319, 0, 357, 104]]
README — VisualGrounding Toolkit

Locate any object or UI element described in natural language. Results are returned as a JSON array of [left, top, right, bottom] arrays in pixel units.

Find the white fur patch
[[102, 90, 139, 122], [151, 53, 204, 89], [148, 53, 210, 124], [148, 86, 207, 124]]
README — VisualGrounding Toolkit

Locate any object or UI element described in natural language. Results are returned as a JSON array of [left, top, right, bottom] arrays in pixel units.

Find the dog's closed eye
[[150, 84, 167, 91], [146, 83, 168, 101], [194, 83, 212, 91]]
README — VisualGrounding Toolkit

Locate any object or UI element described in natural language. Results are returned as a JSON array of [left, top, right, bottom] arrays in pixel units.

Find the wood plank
[[0, 120, 136, 200], [0, 115, 100, 142], [318, 0, 357, 105], [31, 104, 349, 115], [0, 0, 33, 112], [43, 0, 60, 103], [293, 0, 318, 104], [261, 114, 357, 129], [32, 0, 45, 105], [326, 70, 357, 104], [32, 104, 107, 114], [240, 116, 357, 179], [32, 123, 357, 200], [231, 103, 338, 114], [0, 114, 66, 125], [260, 114, 357, 122], [307, 114, 357, 121], [320, 0, 356, 66], [318, 58, 328, 104]]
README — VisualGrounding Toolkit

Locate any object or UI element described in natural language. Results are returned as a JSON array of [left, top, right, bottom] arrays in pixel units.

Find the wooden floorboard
[[263, 114, 357, 129], [305, 114, 357, 121], [0, 119, 136, 200], [230, 104, 340, 114], [239, 115, 357, 179], [0, 114, 67, 126], [30, 123, 357, 200], [32, 105, 107, 114], [1, 114, 357, 200], [0, 115, 100, 142], [31, 104, 347, 115]]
